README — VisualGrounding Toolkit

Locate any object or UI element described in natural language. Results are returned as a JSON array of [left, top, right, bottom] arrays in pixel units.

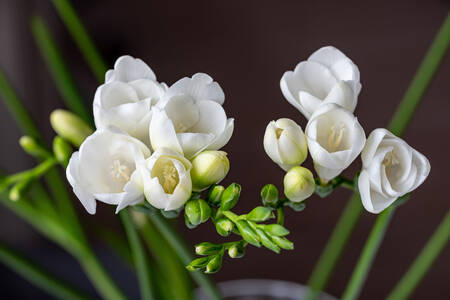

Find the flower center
[[275, 128, 283, 139], [383, 151, 400, 168], [161, 164, 179, 194], [110, 159, 131, 182], [327, 123, 346, 152], [174, 121, 189, 133]]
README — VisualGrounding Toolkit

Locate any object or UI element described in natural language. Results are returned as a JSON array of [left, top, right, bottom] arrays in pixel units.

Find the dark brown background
[[0, 0, 449, 299]]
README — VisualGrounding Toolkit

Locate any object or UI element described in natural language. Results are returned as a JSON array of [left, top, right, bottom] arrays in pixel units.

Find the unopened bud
[[53, 136, 72, 166], [261, 184, 280, 208], [220, 183, 241, 211], [205, 254, 223, 274], [191, 151, 230, 191], [206, 185, 224, 206], [19, 136, 49, 158], [50, 109, 93, 147], [184, 198, 211, 228], [9, 179, 31, 201], [228, 243, 245, 258], [195, 242, 222, 256], [215, 218, 234, 237], [284, 166, 315, 202]]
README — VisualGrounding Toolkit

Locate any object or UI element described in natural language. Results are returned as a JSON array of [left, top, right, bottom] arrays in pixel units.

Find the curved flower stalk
[[281, 46, 361, 119]]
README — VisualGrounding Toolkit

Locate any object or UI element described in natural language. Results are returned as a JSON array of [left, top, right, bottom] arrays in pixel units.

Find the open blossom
[[306, 103, 366, 182], [263, 118, 308, 171], [150, 73, 234, 158], [280, 46, 361, 119], [66, 127, 151, 214], [137, 148, 192, 211], [358, 129, 430, 214]]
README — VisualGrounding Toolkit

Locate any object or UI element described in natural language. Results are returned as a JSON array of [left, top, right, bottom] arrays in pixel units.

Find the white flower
[[306, 103, 366, 182], [66, 127, 151, 214], [137, 148, 192, 211], [263, 118, 308, 171], [358, 129, 430, 214], [93, 79, 166, 146], [105, 55, 157, 83], [150, 73, 234, 158], [280, 46, 361, 119]]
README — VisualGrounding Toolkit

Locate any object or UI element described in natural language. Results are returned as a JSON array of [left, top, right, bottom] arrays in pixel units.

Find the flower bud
[[263, 118, 308, 171], [205, 254, 223, 274], [220, 183, 241, 211], [246, 206, 273, 222], [235, 220, 260, 247], [9, 179, 31, 201], [261, 184, 280, 208], [19, 136, 50, 158], [50, 109, 93, 148], [195, 242, 222, 256], [228, 243, 245, 258], [191, 151, 230, 191], [186, 257, 210, 271], [215, 218, 234, 237], [284, 166, 315, 203], [53, 136, 72, 166], [206, 185, 224, 206], [184, 198, 211, 228]]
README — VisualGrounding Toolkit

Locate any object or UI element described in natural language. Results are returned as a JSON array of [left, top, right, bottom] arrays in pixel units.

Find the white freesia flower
[[93, 78, 166, 146], [66, 127, 151, 214], [280, 46, 361, 119], [358, 129, 430, 214], [150, 73, 234, 158], [105, 55, 157, 83], [137, 148, 192, 211], [306, 103, 366, 182], [263, 118, 308, 171]]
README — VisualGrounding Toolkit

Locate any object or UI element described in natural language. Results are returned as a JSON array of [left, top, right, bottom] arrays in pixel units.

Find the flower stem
[[305, 194, 363, 300], [277, 207, 285, 225], [386, 211, 450, 300], [305, 12, 450, 299], [341, 206, 395, 300], [120, 210, 155, 300], [49, 0, 108, 82], [145, 211, 223, 300], [0, 240, 93, 300]]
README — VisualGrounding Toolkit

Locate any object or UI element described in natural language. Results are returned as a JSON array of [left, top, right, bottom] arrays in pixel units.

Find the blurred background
[[0, 0, 449, 299]]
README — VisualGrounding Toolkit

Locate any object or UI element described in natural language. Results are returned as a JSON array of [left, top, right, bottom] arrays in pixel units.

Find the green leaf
[[285, 201, 306, 212], [246, 206, 273, 222], [160, 207, 182, 219]]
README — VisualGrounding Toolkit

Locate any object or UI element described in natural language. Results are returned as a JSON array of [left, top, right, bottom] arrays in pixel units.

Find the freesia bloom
[[306, 103, 366, 182], [137, 148, 192, 211], [358, 128, 430, 214], [263, 118, 308, 171], [105, 55, 157, 83], [150, 73, 234, 158], [280, 46, 361, 119], [66, 127, 151, 214]]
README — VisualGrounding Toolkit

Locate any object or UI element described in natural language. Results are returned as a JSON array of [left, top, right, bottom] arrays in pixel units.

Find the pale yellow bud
[[191, 151, 230, 191], [50, 109, 93, 148], [284, 166, 315, 202]]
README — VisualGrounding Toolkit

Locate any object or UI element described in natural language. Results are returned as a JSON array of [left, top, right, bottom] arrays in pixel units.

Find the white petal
[[67, 152, 97, 214], [106, 55, 156, 83], [144, 177, 169, 210], [207, 118, 234, 150], [189, 100, 227, 136], [298, 91, 322, 119], [164, 95, 200, 131], [323, 81, 356, 112], [128, 79, 165, 102], [177, 132, 215, 159], [263, 121, 283, 165], [167, 73, 225, 104], [361, 128, 390, 166], [149, 108, 183, 154]]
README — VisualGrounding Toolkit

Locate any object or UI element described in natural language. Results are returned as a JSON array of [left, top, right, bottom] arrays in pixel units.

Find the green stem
[[341, 207, 395, 300], [50, 0, 108, 82], [305, 194, 363, 300], [1, 158, 57, 187], [120, 210, 154, 300], [145, 211, 222, 300], [0, 240, 93, 300], [305, 13, 450, 299], [387, 211, 450, 300], [30, 16, 92, 125], [277, 207, 285, 225]]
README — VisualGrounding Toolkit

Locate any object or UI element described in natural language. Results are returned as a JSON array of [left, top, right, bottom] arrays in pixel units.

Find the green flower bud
[[205, 254, 223, 274], [191, 151, 230, 191], [215, 218, 234, 237], [50, 109, 93, 148], [235, 220, 260, 247], [186, 257, 210, 271], [53, 136, 72, 166], [19, 136, 50, 158], [206, 185, 224, 206], [220, 183, 241, 211], [184, 198, 211, 228], [9, 179, 31, 202], [255, 228, 280, 253], [261, 184, 280, 208], [284, 166, 315, 202], [228, 243, 245, 258], [271, 236, 294, 250], [195, 242, 222, 256], [263, 224, 290, 237], [246, 206, 273, 222]]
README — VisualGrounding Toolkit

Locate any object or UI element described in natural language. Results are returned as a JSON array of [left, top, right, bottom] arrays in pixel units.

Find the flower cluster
[[265, 46, 431, 213], [67, 56, 234, 214]]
